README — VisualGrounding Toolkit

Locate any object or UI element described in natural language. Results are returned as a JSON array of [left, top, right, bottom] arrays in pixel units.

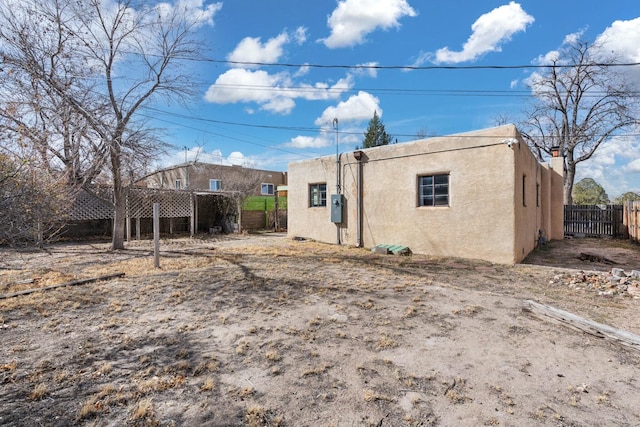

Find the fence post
[[153, 202, 160, 268]]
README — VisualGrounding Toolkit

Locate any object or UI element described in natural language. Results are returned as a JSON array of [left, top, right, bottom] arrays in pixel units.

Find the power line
[[196, 57, 640, 71], [204, 82, 635, 98], [137, 111, 319, 159], [142, 106, 640, 141]]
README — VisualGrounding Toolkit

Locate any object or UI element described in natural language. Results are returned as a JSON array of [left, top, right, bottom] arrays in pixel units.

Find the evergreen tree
[[572, 178, 609, 205], [359, 111, 392, 149]]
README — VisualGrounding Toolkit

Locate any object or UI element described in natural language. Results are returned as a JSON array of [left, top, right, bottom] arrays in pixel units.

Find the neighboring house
[[141, 162, 287, 232], [144, 162, 286, 194], [287, 124, 564, 264]]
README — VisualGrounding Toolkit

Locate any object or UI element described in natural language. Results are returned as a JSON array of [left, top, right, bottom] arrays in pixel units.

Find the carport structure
[[68, 186, 232, 239]]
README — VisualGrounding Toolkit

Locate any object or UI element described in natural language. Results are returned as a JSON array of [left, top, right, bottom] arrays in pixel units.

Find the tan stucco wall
[[288, 125, 564, 264], [143, 163, 287, 194]]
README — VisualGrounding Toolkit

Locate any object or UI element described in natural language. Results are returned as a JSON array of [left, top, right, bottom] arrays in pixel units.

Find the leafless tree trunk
[[519, 39, 638, 205]]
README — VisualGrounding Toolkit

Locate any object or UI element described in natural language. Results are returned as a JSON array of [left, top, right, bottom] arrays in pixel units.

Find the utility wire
[[138, 111, 319, 159], [142, 106, 640, 141], [188, 57, 640, 71]]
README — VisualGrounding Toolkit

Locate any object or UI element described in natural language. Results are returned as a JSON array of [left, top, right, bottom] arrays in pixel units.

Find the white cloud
[[321, 0, 417, 49], [293, 64, 311, 77], [578, 135, 640, 197], [293, 27, 308, 44], [204, 68, 355, 114], [225, 27, 306, 68], [594, 17, 640, 88], [204, 68, 290, 103], [280, 92, 382, 150], [164, 147, 257, 167], [433, 2, 534, 64], [207, 25, 373, 114], [595, 18, 640, 62], [284, 135, 332, 149], [227, 31, 289, 67], [165, 0, 222, 27], [353, 62, 380, 78], [562, 29, 586, 46], [624, 158, 640, 174], [315, 91, 381, 125], [227, 151, 255, 166]]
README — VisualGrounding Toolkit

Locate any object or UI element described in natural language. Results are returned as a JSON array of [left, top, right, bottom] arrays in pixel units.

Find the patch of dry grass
[[29, 383, 48, 400], [245, 405, 284, 427], [452, 305, 483, 317], [444, 377, 471, 404], [96, 362, 112, 376], [1, 361, 16, 371], [83, 255, 219, 278], [130, 398, 157, 425], [377, 334, 396, 349], [200, 376, 215, 391], [363, 389, 396, 402], [301, 364, 330, 377], [265, 349, 281, 362]]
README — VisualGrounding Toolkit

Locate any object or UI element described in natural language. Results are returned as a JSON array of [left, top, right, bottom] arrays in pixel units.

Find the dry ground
[[1, 234, 639, 427]]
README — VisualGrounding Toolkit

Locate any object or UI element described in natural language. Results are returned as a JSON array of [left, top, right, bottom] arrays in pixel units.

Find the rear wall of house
[[289, 127, 517, 263], [288, 125, 563, 264]]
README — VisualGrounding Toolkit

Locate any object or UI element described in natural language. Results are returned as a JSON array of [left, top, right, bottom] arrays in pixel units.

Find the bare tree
[[519, 39, 638, 205], [0, 0, 207, 249], [492, 113, 514, 127], [0, 149, 73, 246], [414, 127, 428, 139], [216, 167, 266, 233], [0, 64, 108, 186]]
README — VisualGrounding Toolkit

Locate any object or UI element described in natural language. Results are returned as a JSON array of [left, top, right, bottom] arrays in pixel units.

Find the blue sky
[[149, 0, 640, 199]]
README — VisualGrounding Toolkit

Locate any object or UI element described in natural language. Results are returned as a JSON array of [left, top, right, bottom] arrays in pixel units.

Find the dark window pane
[[418, 174, 448, 207]]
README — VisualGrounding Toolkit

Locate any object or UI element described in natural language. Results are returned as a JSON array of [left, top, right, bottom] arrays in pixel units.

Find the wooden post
[[125, 192, 131, 242], [153, 203, 160, 268], [136, 217, 141, 240], [191, 193, 196, 237], [522, 300, 640, 352], [274, 190, 280, 231]]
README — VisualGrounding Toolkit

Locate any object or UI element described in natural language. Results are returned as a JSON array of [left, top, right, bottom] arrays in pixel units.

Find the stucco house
[[144, 162, 287, 193], [287, 124, 564, 264], [141, 162, 287, 232]]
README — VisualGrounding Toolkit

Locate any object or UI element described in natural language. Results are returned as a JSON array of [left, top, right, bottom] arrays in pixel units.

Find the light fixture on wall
[[502, 138, 518, 148], [551, 146, 560, 157]]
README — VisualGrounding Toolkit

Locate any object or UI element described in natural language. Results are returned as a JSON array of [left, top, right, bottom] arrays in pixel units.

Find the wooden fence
[[624, 201, 640, 243], [564, 205, 625, 238]]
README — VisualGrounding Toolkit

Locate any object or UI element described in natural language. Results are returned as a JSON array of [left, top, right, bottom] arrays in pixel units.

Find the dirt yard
[[1, 234, 639, 427]]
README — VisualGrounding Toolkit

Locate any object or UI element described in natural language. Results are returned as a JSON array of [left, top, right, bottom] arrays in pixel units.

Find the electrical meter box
[[330, 194, 344, 223]]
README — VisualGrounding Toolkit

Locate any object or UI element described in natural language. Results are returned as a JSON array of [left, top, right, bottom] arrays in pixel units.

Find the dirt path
[[1, 235, 639, 426]]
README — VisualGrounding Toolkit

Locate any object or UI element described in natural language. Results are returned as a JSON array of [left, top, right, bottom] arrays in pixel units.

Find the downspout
[[354, 150, 364, 247], [334, 118, 340, 245]]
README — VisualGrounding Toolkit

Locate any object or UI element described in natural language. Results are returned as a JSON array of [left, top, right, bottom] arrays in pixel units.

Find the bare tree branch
[[520, 39, 638, 204], [0, 0, 206, 249]]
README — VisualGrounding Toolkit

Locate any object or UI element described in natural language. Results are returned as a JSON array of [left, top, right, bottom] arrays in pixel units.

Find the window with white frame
[[175, 179, 182, 190], [209, 179, 221, 191], [309, 183, 327, 207], [418, 174, 449, 207], [261, 183, 274, 195]]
